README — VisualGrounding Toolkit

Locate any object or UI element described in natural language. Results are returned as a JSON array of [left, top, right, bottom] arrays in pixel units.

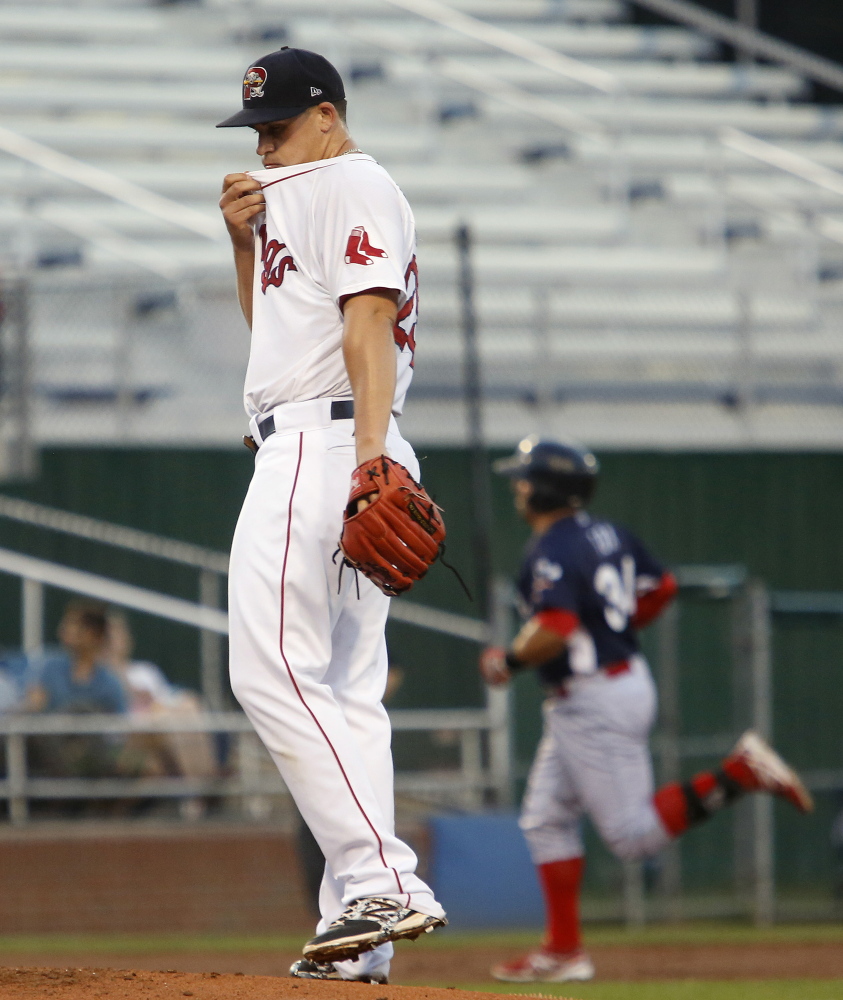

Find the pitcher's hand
[[220, 173, 264, 251]]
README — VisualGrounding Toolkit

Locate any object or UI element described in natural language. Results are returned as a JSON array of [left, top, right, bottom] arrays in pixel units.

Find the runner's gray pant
[[519, 656, 671, 864]]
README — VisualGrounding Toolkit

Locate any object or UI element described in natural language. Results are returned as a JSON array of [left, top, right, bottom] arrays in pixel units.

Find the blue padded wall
[[428, 813, 544, 927]]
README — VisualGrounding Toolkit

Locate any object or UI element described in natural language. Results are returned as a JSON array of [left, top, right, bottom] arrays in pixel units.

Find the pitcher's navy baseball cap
[[217, 47, 345, 128]]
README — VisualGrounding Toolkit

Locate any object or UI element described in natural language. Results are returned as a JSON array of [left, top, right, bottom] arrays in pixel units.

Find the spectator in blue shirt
[[26, 600, 127, 715], [25, 600, 127, 784]]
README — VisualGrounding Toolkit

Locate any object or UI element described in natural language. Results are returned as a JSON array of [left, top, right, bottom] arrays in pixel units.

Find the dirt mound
[[0, 967, 569, 1000]]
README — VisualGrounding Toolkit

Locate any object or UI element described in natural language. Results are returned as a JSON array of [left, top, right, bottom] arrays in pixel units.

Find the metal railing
[[0, 125, 222, 279], [647, 569, 843, 926], [633, 0, 843, 94], [0, 499, 510, 819], [0, 495, 230, 709], [0, 707, 498, 826], [380, 0, 843, 281]]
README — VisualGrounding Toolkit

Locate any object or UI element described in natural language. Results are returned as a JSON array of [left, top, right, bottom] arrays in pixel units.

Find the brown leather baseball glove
[[339, 455, 445, 597]]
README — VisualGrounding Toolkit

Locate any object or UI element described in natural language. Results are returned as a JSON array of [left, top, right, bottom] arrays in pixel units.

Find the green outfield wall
[[0, 447, 841, 903]]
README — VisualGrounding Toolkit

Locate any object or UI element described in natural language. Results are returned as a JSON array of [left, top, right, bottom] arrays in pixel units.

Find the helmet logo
[[243, 66, 267, 100]]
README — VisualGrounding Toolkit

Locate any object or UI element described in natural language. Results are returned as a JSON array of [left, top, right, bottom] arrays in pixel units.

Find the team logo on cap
[[243, 66, 267, 101]]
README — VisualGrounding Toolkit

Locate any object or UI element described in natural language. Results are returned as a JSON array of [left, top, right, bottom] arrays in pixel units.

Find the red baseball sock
[[654, 770, 743, 837], [538, 857, 584, 955]]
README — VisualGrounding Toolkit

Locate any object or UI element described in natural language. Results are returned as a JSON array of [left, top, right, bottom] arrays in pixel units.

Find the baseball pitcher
[[217, 47, 446, 985]]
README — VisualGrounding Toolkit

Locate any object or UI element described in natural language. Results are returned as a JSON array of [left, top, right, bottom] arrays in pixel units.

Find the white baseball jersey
[[245, 154, 418, 419], [228, 151, 443, 983]]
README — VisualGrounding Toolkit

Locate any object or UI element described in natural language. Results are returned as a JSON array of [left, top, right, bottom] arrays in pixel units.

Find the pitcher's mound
[[0, 967, 578, 1000]]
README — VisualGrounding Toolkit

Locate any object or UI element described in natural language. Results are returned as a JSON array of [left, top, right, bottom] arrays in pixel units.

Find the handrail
[[633, 0, 843, 95], [383, 0, 619, 94], [0, 495, 230, 573], [345, 18, 606, 139], [387, 597, 487, 642], [720, 127, 843, 199], [0, 546, 229, 633], [35, 203, 183, 280], [0, 498, 488, 641], [0, 708, 492, 736], [433, 60, 606, 139], [0, 125, 222, 242]]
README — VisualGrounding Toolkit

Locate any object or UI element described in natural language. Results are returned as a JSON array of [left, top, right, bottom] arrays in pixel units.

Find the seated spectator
[[24, 599, 127, 783], [105, 611, 219, 810], [0, 651, 28, 714], [26, 600, 126, 716], [105, 610, 177, 715]]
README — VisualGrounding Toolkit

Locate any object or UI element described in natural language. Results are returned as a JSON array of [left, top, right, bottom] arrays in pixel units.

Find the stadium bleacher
[[1, 0, 843, 448]]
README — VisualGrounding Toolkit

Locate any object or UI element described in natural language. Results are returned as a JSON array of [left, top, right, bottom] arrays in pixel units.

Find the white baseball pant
[[228, 398, 443, 978], [519, 656, 671, 864]]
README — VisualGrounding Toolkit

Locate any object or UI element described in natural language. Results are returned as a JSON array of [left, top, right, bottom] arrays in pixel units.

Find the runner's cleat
[[302, 897, 447, 963], [724, 730, 814, 813], [491, 950, 595, 983]]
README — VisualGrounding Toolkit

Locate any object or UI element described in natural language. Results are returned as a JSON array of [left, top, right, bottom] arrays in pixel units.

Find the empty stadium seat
[[1, 0, 841, 448]]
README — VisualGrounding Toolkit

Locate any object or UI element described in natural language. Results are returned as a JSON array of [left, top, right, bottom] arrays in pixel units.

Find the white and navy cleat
[[302, 897, 447, 963], [289, 958, 388, 983]]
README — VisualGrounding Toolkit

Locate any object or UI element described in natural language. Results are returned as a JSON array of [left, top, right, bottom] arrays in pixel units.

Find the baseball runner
[[481, 437, 813, 983], [217, 47, 446, 984]]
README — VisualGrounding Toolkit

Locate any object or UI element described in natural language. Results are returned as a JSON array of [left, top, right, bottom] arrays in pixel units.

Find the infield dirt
[[0, 967, 574, 1000], [1, 938, 843, 995]]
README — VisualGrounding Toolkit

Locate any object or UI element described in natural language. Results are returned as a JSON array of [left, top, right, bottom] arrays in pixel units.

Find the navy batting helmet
[[493, 435, 599, 513]]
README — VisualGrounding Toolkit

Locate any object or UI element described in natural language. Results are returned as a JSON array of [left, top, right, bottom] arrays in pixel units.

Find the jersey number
[[594, 556, 636, 632], [393, 256, 418, 366]]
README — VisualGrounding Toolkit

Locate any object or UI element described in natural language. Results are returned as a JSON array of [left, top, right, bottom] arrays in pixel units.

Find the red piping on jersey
[[277, 432, 408, 904], [259, 156, 367, 190], [535, 608, 580, 639], [260, 166, 323, 189]]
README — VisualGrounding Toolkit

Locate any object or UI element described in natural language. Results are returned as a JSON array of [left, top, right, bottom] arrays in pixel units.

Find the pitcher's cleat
[[289, 958, 388, 983], [725, 730, 814, 813], [302, 897, 447, 963], [491, 950, 595, 983]]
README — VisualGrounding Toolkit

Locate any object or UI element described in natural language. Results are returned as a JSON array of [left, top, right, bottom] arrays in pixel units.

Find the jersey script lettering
[[259, 223, 298, 294]]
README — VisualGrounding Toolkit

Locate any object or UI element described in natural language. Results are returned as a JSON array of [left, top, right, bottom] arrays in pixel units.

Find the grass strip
[[439, 980, 843, 1000]]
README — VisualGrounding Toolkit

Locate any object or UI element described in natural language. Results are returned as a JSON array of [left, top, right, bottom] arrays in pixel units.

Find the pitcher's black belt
[[246, 399, 355, 454]]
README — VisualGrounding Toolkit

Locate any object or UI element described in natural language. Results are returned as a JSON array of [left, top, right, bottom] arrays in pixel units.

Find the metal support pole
[[532, 286, 553, 435], [622, 860, 646, 927], [731, 582, 754, 914], [459, 729, 483, 810], [656, 600, 682, 921], [736, 0, 758, 63], [199, 569, 224, 710], [0, 277, 36, 481], [748, 579, 775, 925], [21, 577, 43, 654], [735, 290, 754, 422], [487, 576, 513, 807], [7, 732, 28, 825], [115, 289, 133, 441], [238, 730, 270, 821], [456, 224, 493, 619]]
